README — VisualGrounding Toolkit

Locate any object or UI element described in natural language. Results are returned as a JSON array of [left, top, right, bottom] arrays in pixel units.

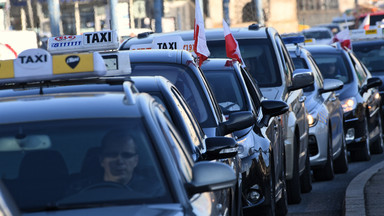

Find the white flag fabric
[[223, 19, 243, 64], [332, 28, 351, 50], [359, 14, 370, 30], [193, 0, 210, 66]]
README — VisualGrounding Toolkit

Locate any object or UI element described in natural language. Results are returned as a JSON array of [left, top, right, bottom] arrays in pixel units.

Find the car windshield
[[0, 118, 172, 212], [204, 69, 247, 115], [310, 53, 352, 84], [130, 63, 215, 128], [207, 39, 282, 87], [302, 30, 332, 39], [353, 42, 384, 73]]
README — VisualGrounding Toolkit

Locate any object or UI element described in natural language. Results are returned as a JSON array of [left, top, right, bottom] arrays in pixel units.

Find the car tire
[[313, 130, 334, 181], [370, 112, 383, 154], [333, 128, 349, 173], [286, 134, 301, 204], [350, 118, 371, 161], [300, 147, 312, 193]]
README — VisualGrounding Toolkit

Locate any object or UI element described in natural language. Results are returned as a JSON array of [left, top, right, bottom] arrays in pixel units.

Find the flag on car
[[193, 0, 210, 67], [359, 14, 370, 30], [223, 19, 243, 64], [332, 28, 351, 50]]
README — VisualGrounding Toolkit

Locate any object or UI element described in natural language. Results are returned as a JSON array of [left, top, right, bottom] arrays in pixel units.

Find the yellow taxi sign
[[0, 48, 106, 84]]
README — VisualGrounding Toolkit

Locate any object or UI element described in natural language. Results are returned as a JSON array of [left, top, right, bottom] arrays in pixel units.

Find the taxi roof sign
[[350, 28, 384, 41], [100, 51, 131, 76], [0, 48, 106, 85], [47, 30, 119, 54]]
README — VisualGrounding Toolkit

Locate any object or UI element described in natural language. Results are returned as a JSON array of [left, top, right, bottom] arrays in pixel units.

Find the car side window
[[171, 87, 205, 152], [241, 67, 262, 117], [155, 107, 193, 181], [275, 35, 294, 79], [349, 52, 367, 86], [308, 55, 324, 89]]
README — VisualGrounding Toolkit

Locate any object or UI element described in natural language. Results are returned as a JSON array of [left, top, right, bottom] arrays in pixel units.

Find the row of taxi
[[0, 25, 381, 216]]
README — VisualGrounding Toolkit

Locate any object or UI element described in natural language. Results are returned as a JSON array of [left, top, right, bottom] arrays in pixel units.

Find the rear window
[[353, 42, 384, 73], [207, 39, 282, 87]]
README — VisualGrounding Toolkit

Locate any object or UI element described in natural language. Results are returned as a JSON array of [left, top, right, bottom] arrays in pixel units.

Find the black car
[[305, 43, 383, 161], [201, 59, 289, 215], [0, 48, 238, 215]]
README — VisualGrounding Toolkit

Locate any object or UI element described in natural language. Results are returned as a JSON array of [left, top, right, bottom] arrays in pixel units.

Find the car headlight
[[307, 113, 318, 127], [341, 97, 357, 113]]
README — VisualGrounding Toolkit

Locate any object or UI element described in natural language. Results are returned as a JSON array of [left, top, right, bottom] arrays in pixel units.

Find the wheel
[[350, 118, 371, 161], [334, 130, 349, 173], [313, 130, 334, 181], [371, 112, 383, 154], [300, 147, 312, 193], [286, 134, 301, 204]]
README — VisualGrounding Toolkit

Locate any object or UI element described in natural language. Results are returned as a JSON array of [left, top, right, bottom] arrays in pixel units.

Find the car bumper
[[308, 124, 329, 167], [344, 112, 366, 150]]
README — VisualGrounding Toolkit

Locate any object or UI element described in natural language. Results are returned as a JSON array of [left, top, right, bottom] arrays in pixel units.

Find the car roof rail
[[123, 81, 137, 105]]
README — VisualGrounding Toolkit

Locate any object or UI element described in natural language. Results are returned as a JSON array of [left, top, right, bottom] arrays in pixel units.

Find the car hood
[[259, 87, 280, 100], [24, 204, 184, 216]]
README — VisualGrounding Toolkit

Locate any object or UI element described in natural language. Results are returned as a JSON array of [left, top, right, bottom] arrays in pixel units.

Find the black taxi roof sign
[[0, 48, 106, 84], [47, 30, 119, 54]]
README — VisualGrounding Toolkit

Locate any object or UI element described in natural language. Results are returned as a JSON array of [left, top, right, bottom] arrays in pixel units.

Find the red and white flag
[[193, 0, 210, 67], [223, 19, 243, 64], [359, 14, 370, 30], [332, 28, 351, 50]]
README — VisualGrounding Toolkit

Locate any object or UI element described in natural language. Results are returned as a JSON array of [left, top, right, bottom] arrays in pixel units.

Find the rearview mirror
[[258, 100, 289, 126], [319, 79, 344, 94], [289, 69, 314, 91], [219, 111, 255, 135], [204, 137, 238, 160], [187, 161, 236, 195], [0, 135, 51, 151]]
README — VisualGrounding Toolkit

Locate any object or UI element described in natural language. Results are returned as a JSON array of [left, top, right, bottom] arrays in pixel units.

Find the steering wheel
[[80, 182, 129, 193]]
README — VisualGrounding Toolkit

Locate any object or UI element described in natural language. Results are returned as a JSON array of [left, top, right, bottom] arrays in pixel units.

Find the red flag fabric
[[332, 28, 351, 50], [223, 19, 243, 64], [359, 14, 370, 30], [193, 0, 210, 67]]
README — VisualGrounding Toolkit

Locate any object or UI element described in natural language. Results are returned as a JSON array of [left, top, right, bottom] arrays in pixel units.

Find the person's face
[[100, 140, 138, 184]]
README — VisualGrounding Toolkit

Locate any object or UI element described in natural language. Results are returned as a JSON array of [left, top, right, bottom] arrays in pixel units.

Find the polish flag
[[359, 14, 370, 30], [223, 19, 243, 64], [193, 0, 210, 67], [332, 28, 351, 50]]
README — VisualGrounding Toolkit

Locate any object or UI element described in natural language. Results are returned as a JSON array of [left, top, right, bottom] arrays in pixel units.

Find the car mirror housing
[[204, 137, 238, 160], [219, 111, 255, 136], [289, 69, 314, 92], [319, 79, 344, 94], [258, 100, 289, 126], [361, 77, 382, 94], [187, 161, 237, 195]]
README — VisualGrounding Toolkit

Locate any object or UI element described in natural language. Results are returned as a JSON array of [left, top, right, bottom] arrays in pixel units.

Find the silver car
[[286, 41, 349, 181]]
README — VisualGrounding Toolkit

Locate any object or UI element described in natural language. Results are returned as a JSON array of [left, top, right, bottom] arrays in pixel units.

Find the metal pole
[[254, 0, 264, 26], [154, 0, 162, 32], [223, 0, 230, 26], [109, 0, 118, 33], [48, 0, 62, 36]]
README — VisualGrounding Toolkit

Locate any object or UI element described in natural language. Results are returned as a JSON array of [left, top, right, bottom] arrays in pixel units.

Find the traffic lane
[[287, 152, 384, 216]]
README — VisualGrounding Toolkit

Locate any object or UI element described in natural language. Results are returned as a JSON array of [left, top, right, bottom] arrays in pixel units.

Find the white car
[[301, 27, 334, 45]]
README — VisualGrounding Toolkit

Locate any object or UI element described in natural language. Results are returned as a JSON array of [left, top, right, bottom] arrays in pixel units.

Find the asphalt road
[[287, 152, 384, 216]]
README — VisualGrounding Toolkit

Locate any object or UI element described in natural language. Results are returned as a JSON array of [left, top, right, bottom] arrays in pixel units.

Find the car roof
[[120, 26, 270, 49], [303, 44, 343, 54]]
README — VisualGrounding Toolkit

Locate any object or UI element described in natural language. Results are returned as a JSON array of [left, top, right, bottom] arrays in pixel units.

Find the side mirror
[[219, 111, 255, 135], [204, 137, 238, 160], [361, 77, 382, 94], [319, 79, 344, 94], [258, 100, 289, 127], [187, 161, 237, 195], [288, 69, 314, 92]]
